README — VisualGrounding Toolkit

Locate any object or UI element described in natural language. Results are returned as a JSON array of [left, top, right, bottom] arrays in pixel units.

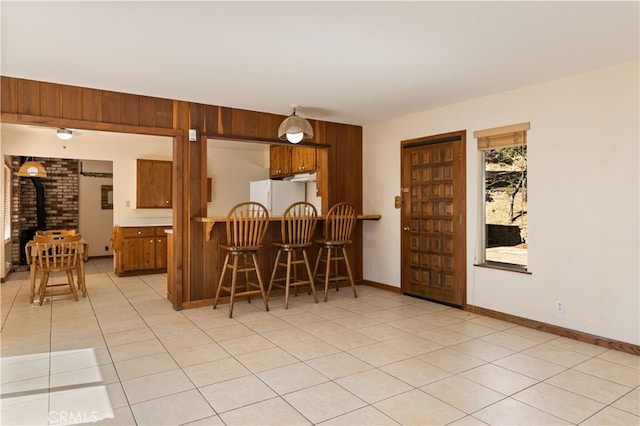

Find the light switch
[[189, 129, 197, 141]]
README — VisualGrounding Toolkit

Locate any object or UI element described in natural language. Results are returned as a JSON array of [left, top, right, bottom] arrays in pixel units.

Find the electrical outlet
[[555, 301, 565, 313], [105, 246, 109, 251]]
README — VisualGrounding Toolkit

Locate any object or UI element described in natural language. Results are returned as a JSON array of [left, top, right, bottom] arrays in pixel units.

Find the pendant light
[[278, 105, 313, 144], [17, 158, 47, 178]]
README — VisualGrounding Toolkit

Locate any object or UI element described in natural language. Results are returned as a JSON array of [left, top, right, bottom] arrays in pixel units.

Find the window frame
[[474, 122, 530, 273]]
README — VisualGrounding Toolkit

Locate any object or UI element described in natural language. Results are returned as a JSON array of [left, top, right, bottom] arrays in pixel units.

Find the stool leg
[[342, 247, 357, 298], [250, 252, 269, 312], [312, 246, 323, 297], [213, 253, 230, 310], [267, 249, 283, 300], [302, 249, 318, 303], [324, 248, 332, 302], [284, 251, 292, 309], [243, 254, 252, 304], [228, 255, 239, 318]]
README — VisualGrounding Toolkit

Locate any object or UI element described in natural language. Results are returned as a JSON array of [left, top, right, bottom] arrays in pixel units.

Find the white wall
[[363, 60, 639, 345], [207, 139, 270, 217], [78, 160, 114, 257]]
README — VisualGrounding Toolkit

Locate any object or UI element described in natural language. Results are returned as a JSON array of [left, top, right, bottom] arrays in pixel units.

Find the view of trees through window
[[484, 145, 527, 268]]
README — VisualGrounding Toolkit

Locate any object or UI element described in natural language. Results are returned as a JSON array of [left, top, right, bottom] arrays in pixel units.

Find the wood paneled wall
[[1, 76, 364, 310]]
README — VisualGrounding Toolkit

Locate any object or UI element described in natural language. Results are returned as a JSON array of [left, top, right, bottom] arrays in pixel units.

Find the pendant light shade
[[17, 160, 47, 178], [278, 106, 313, 144]]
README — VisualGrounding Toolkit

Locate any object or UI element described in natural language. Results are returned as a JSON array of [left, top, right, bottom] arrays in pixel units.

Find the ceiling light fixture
[[17, 159, 47, 178], [56, 129, 73, 140], [278, 105, 313, 144]]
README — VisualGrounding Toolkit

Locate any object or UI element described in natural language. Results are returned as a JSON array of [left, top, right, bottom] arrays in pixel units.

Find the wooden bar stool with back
[[267, 201, 319, 309], [313, 202, 358, 302], [213, 202, 270, 318]]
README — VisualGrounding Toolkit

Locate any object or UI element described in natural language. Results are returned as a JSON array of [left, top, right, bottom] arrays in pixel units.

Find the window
[[474, 122, 529, 272], [4, 164, 11, 241]]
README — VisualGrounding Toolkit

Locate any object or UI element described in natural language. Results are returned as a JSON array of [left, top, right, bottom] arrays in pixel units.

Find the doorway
[[401, 130, 466, 307]]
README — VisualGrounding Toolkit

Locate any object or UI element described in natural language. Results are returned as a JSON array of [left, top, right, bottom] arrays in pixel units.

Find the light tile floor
[[1, 258, 638, 425]]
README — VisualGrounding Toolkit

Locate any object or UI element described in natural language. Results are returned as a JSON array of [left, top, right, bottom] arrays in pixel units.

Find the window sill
[[474, 262, 531, 275]]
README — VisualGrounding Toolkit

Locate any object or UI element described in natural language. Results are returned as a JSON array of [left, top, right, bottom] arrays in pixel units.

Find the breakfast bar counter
[[175, 213, 381, 308]]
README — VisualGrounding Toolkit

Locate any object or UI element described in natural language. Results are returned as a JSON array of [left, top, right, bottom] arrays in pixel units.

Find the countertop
[[193, 214, 381, 241], [115, 218, 173, 227]]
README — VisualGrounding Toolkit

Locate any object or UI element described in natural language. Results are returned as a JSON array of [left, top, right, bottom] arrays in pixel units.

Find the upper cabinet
[[137, 159, 172, 208], [269, 146, 317, 178], [269, 145, 291, 177]]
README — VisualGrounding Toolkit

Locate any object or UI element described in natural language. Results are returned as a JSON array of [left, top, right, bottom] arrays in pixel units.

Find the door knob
[[403, 226, 410, 231]]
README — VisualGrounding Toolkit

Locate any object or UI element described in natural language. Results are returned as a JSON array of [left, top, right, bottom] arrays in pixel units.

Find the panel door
[[401, 131, 466, 307]]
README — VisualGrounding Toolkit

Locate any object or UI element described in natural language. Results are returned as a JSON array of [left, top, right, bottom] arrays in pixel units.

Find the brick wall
[[11, 157, 79, 267]]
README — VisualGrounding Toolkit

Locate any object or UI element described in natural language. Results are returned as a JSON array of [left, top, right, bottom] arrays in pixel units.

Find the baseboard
[[362, 280, 402, 293], [362, 283, 638, 356], [467, 304, 640, 356]]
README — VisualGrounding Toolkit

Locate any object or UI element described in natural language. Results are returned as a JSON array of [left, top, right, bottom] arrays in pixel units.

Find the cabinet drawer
[[121, 227, 155, 238]]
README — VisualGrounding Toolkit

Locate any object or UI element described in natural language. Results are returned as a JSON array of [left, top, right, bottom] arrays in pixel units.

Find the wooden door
[[401, 131, 466, 307]]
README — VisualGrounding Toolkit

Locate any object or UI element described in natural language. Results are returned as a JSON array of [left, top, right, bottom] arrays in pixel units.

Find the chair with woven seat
[[33, 233, 82, 305], [213, 202, 270, 318], [313, 202, 358, 302], [267, 202, 319, 309]]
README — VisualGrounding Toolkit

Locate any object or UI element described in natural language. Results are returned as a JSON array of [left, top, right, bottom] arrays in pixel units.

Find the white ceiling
[[1, 1, 638, 126]]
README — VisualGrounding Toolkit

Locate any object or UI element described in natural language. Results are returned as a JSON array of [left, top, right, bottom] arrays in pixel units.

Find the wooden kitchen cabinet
[[137, 159, 172, 208], [291, 146, 316, 174], [111, 225, 172, 276], [269, 145, 316, 178], [269, 145, 291, 177]]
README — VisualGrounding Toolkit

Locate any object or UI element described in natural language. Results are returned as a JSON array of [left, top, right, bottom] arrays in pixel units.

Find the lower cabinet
[[111, 226, 171, 276]]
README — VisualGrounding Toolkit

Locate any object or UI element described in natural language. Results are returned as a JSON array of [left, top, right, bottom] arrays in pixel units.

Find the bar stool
[[213, 202, 270, 318], [267, 202, 319, 309], [313, 202, 358, 302]]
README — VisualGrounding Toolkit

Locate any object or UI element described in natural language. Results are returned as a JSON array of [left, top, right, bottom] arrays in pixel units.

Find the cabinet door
[[155, 227, 169, 269], [269, 145, 291, 177], [122, 237, 153, 271], [120, 227, 155, 272], [137, 159, 172, 208], [291, 146, 317, 174]]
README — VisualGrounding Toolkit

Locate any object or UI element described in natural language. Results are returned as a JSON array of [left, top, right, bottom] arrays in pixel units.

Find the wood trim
[[362, 280, 402, 293], [467, 304, 640, 355], [473, 122, 530, 139], [1, 113, 181, 137]]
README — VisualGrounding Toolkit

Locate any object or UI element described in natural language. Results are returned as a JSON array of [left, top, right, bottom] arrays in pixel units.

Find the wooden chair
[[33, 233, 82, 305], [267, 202, 319, 309], [33, 229, 86, 297], [313, 202, 358, 302], [213, 202, 270, 318]]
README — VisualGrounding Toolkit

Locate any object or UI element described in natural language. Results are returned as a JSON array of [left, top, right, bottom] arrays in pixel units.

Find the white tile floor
[[1, 258, 638, 425]]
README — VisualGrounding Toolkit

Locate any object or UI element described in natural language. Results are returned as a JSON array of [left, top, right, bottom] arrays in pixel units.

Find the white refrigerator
[[249, 179, 306, 216]]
